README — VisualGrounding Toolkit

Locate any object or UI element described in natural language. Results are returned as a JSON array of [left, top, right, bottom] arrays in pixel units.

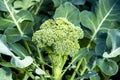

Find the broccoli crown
[[32, 18, 84, 56]]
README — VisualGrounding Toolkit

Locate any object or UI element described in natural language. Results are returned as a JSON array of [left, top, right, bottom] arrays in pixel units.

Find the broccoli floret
[[32, 18, 83, 56], [32, 18, 84, 80]]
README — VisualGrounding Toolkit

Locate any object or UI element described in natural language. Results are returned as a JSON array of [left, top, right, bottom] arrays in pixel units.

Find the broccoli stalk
[[49, 54, 67, 80], [32, 18, 84, 80]]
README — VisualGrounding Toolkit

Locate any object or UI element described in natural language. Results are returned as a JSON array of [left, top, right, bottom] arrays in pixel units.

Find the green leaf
[[75, 70, 99, 80], [1, 0, 14, 11], [3, 0, 24, 36], [103, 29, 120, 58], [0, 0, 14, 11], [11, 56, 33, 68], [80, 0, 120, 47], [5, 28, 22, 43], [107, 29, 120, 50], [9, 43, 29, 59], [54, 2, 81, 26], [16, 10, 34, 22], [13, 0, 38, 10], [35, 76, 40, 80], [5, 27, 30, 43], [90, 74, 100, 80], [0, 35, 14, 56], [0, 0, 7, 11], [0, 17, 15, 30], [72, 48, 88, 65], [35, 68, 46, 75], [21, 21, 34, 35], [52, 0, 85, 7], [0, 35, 33, 68], [103, 49, 120, 58], [5, 28, 30, 43], [13, 1, 23, 9], [0, 67, 12, 80], [85, 71, 100, 80], [71, 0, 86, 5], [95, 32, 107, 56], [52, 0, 67, 7], [96, 58, 118, 75], [0, 62, 14, 67]]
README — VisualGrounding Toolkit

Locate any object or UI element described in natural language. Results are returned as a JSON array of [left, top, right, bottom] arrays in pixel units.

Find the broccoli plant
[[32, 18, 84, 80]]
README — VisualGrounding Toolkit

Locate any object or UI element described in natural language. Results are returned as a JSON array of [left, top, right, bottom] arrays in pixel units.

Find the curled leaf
[[11, 56, 33, 68], [97, 59, 118, 76]]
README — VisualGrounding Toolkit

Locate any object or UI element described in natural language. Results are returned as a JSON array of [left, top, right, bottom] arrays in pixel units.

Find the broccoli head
[[32, 18, 84, 80], [32, 18, 83, 56]]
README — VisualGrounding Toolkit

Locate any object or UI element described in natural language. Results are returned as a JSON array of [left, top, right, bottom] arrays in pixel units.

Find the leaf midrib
[[87, 0, 118, 48], [3, 0, 24, 36]]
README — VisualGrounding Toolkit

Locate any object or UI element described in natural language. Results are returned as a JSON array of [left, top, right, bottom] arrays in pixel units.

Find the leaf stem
[[62, 58, 76, 76], [37, 46, 43, 60], [23, 40, 32, 55], [34, 0, 43, 15], [62, 52, 84, 76], [80, 58, 87, 76], [4, 0, 24, 36], [70, 58, 83, 80], [86, 30, 97, 48], [33, 62, 47, 80], [23, 73, 29, 80], [25, 71, 35, 79]]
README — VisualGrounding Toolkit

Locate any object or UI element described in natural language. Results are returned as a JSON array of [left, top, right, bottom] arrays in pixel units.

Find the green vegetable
[[32, 17, 84, 80]]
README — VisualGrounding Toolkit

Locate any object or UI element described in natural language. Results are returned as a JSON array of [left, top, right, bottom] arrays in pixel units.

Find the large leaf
[[5, 28, 22, 43], [16, 10, 34, 22], [96, 58, 118, 76], [54, 2, 81, 26], [9, 43, 29, 59], [2, 0, 24, 36], [0, 67, 12, 80], [80, 0, 120, 47], [103, 29, 120, 58], [0, 17, 15, 30], [3, 0, 34, 36], [5, 28, 30, 43]]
